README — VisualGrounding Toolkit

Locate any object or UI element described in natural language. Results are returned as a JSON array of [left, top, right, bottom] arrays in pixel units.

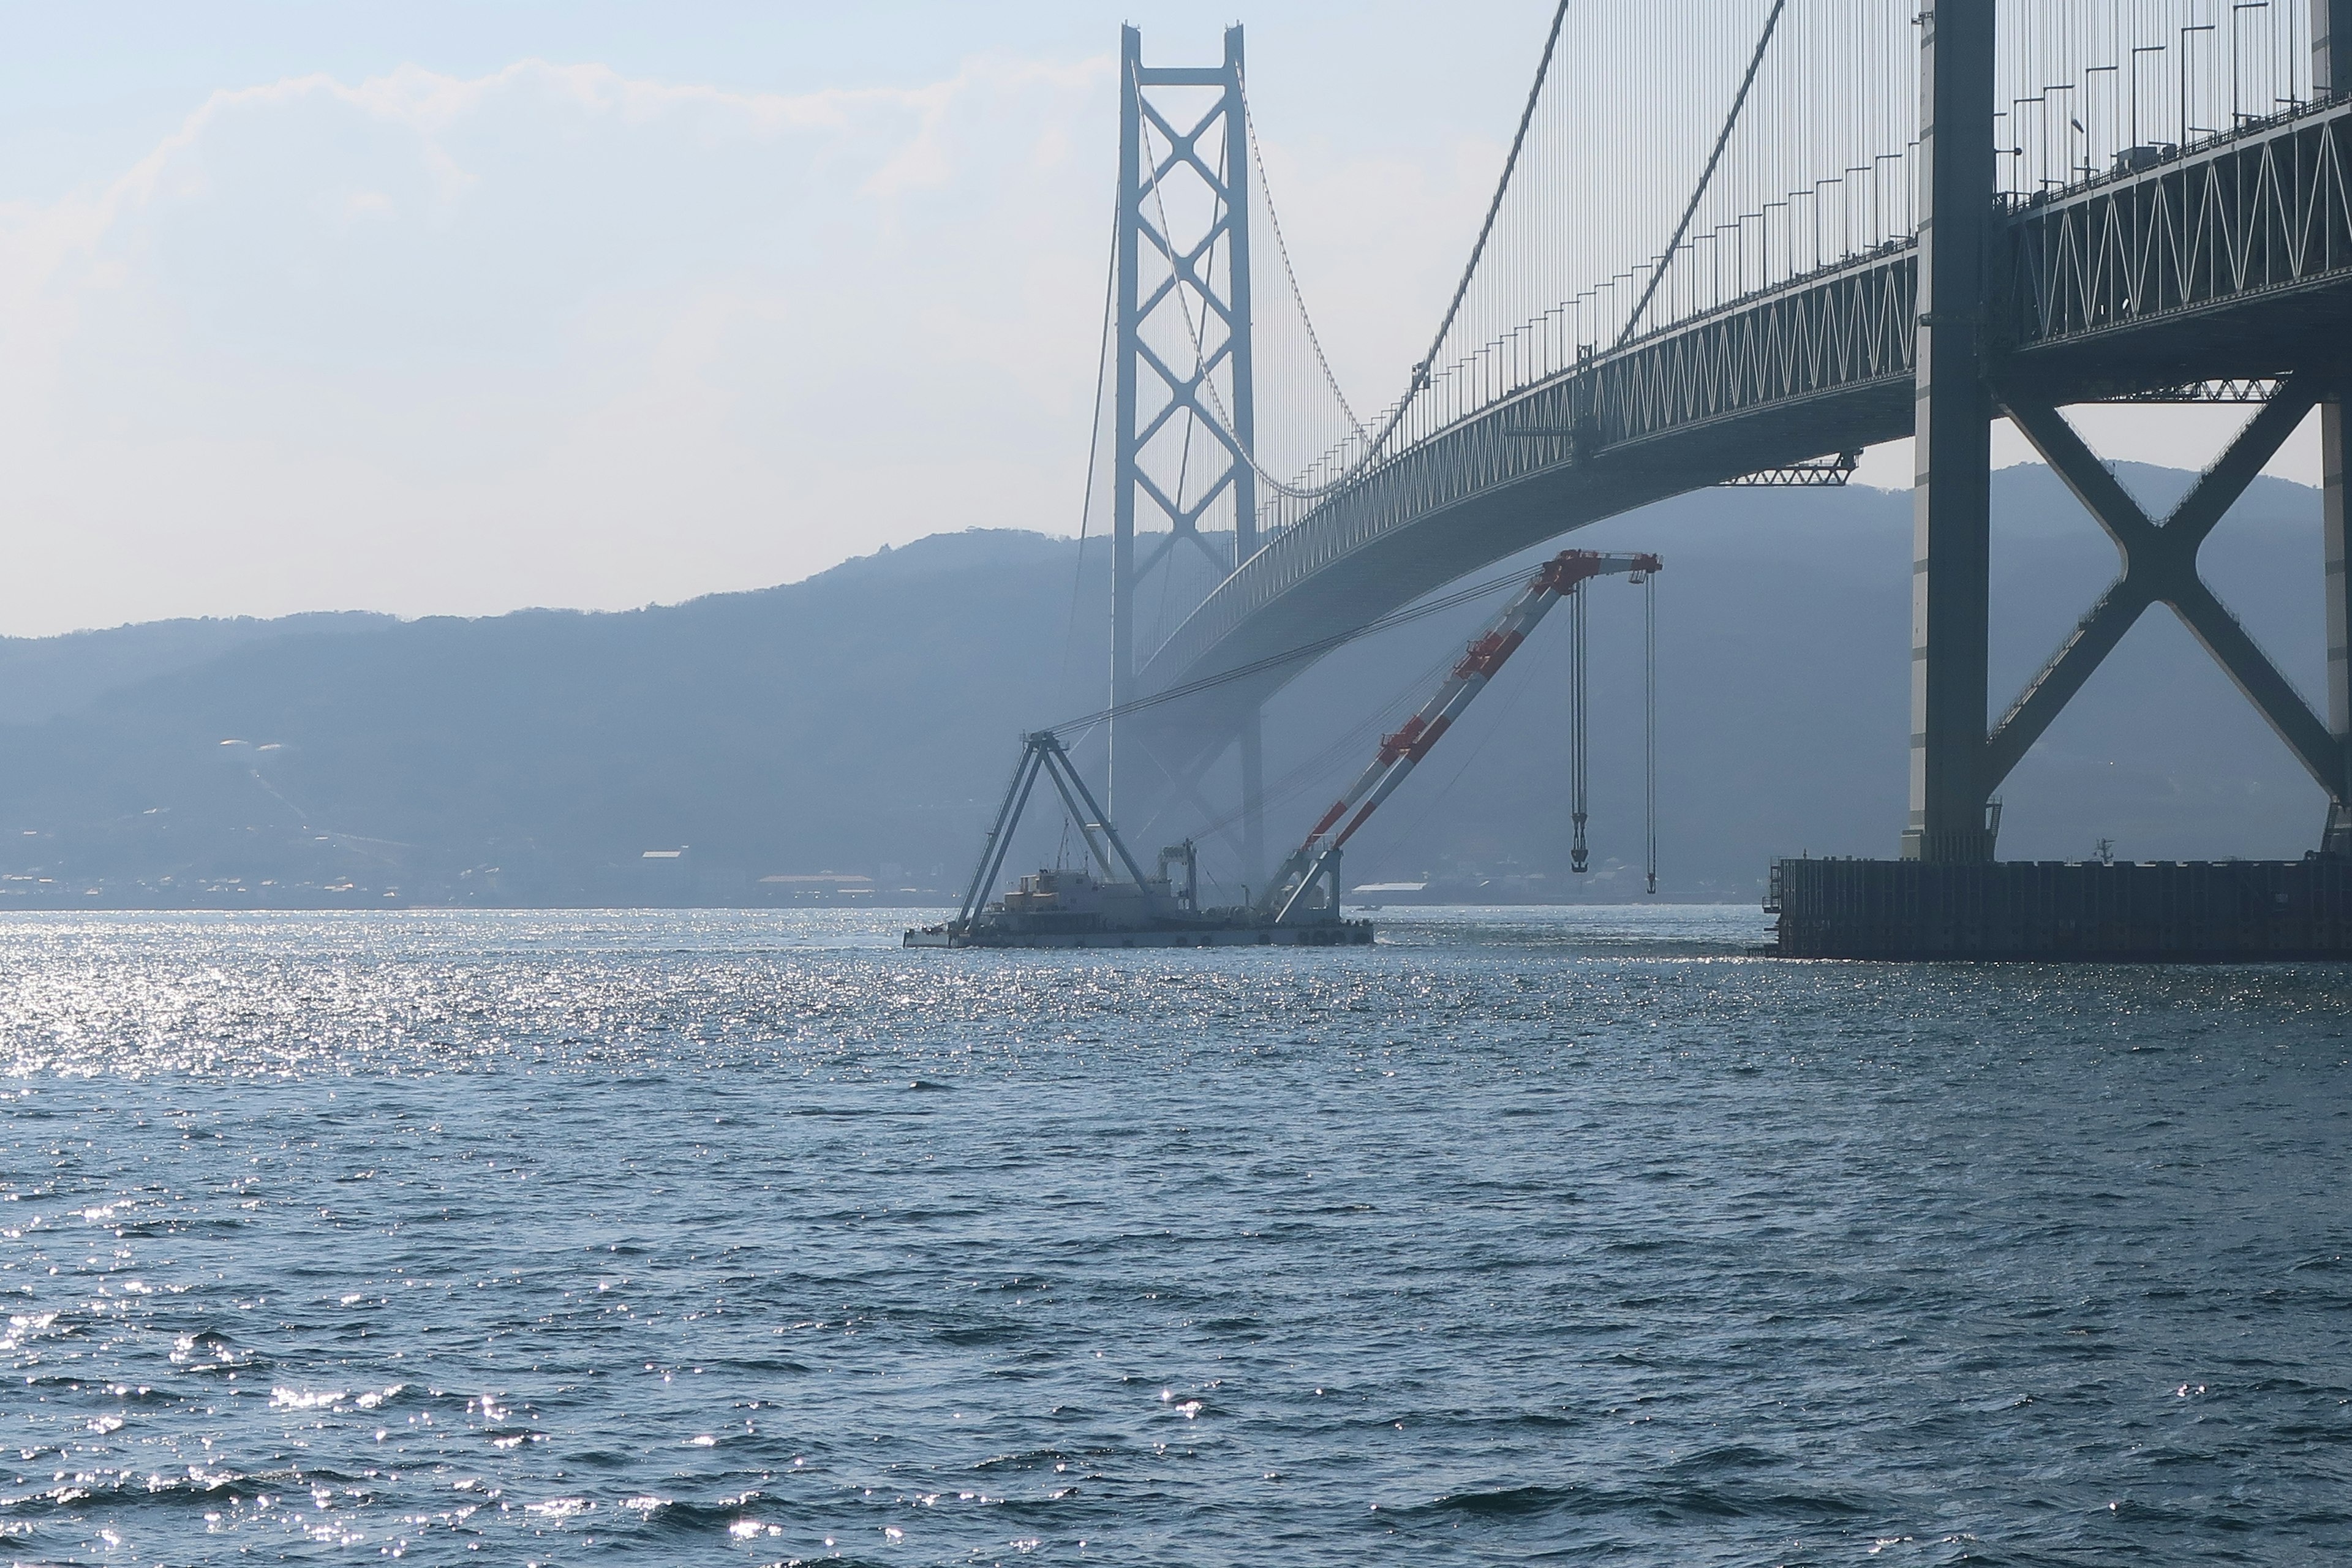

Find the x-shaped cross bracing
[[1133, 338, 1238, 448], [1138, 98, 1234, 209], [1136, 220, 1237, 330], [1125, 98, 1247, 578], [1989, 378, 2345, 803]]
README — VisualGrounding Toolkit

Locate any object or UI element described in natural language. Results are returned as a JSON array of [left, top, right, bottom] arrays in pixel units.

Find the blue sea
[[0, 907, 2346, 1566]]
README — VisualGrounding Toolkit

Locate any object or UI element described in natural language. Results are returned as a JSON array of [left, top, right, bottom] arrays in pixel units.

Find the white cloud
[[0, 55, 1123, 635]]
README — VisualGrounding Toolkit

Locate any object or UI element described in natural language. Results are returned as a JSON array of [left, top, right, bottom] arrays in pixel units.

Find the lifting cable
[[1568, 582, 1589, 874], [1645, 568, 1658, 895], [1561, 570, 1659, 893]]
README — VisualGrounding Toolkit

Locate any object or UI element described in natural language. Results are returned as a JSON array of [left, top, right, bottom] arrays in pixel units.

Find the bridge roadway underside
[[1129, 96, 2352, 791], [1130, 371, 1917, 782]]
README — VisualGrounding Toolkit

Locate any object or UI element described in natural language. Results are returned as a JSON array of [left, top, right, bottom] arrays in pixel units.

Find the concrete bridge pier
[[2324, 394, 2352, 853], [1902, 0, 1998, 864], [2320, 0, 2352, 854]]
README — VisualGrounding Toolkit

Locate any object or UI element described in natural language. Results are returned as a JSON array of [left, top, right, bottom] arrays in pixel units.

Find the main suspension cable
[[1240, 88, 1365, 444], [1403, 0, 1575, 410]]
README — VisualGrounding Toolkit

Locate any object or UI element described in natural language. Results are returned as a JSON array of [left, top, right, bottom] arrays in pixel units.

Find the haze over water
[[1, 907, 2346, 1564]]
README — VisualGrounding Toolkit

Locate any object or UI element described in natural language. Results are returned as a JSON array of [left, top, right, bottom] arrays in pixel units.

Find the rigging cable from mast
[[1058, 201, 1120, 714]]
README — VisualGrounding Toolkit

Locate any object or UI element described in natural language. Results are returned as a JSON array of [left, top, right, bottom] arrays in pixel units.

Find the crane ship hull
[[905, 859, 1366, 948], [905, 915, 1371, 950]]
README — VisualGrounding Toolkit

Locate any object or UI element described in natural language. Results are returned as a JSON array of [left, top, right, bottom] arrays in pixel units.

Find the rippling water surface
[[1, 907, 2347, 1566]]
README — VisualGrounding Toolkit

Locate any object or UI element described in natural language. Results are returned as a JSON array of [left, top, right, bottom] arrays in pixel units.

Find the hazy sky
[[0, 1, 2318, 636]]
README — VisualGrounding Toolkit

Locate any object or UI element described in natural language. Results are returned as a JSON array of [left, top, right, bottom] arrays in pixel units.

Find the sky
[[0, 1, 2320, 637]]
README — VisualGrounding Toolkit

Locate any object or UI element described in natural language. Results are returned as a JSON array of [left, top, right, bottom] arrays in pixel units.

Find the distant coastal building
[[757, 872, 876, 903]]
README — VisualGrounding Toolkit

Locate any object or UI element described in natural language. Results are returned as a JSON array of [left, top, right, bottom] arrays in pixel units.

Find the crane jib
[[1262, 547, 1661, 923]]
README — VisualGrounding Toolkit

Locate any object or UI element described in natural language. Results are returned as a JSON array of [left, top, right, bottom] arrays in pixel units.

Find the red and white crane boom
[[1261, 547, 1660, 921]]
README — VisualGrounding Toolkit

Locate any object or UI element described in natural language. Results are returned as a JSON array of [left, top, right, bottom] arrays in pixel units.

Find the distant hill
[[0, 464, 2334, 908], [0, 611, 396, 726]]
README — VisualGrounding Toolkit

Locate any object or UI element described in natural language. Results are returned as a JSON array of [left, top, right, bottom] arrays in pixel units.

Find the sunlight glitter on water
[[0, 908, 2346, 1564]]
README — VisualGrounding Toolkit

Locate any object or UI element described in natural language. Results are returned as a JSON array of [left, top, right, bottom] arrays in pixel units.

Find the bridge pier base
[[1782, 381, 2352, 960], [1770, 856, 2352, 960]]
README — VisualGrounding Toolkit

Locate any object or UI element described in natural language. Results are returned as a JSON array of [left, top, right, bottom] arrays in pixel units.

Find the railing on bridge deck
[[2007, 95, 2352, 361]]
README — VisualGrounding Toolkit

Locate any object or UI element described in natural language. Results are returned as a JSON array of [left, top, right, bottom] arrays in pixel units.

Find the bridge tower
[[1110, 24, 1264, 880], [1903, 0, 1999, 864]]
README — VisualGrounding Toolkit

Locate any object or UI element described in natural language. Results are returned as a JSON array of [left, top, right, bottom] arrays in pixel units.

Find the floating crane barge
[[907, 548, 1659, 949]]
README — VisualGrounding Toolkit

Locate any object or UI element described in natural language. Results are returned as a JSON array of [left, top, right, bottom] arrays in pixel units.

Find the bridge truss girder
[[2007, 102, 2352, 370]]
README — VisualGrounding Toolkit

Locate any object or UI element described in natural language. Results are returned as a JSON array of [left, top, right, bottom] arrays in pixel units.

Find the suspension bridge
[[1060, 1, 2352, 957]]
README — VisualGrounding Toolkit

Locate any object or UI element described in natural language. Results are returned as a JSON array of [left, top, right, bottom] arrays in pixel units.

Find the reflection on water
[[0, 908, 2346, 1564]]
